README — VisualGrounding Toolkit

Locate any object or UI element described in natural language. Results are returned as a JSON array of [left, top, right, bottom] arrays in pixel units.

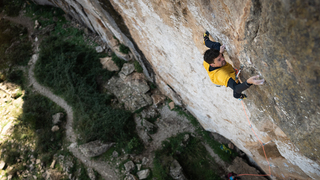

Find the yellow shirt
[[203, 61, 237, 87]]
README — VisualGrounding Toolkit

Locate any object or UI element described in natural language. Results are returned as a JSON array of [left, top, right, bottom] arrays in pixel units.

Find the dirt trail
[[0, 12, 121, 179], [27, 48, 119, 180]]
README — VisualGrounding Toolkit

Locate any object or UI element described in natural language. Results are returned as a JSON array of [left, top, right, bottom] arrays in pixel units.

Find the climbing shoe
[[203, 31, 209, 45], [239, 94, 247, 100]]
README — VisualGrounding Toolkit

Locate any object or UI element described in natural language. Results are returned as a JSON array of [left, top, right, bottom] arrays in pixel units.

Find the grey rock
[[137, 164, 142, 171], [87, 168, 96, 180], [50, 160, 56, 169], [137, 169, 150, 179], [112, 151, 119, 158], [142, 119, 156, 132], [124, 161, 135, 172], [141, 107, 158, 119], [51, 125, 59, 132], [104, 74, 152, 111], [52, 112, 64, 125], [142, 157, 149, 166], [95, 46, 104, 53], [170, 160, 187, 180], [120, 63, 135, 76], [135, 117, 152, 144], [79, 140, 115, 157]]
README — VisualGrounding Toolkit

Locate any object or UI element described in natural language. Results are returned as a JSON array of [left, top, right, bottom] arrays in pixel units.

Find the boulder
[[95, 46, 104, 53], [141, 107, 158, 119], [51, 126, 59, 132], [86, 168, 96, 180], [137, 169, 150, 179], [141, 157, 149, 166], [100, 57, 119, 71], [105, 75, 152, 111], [124, 161, 135, 172], [120, 63, 135, 76], [169, 160, 187, 180], [79, 140, 115, 157], [169, 102, 175, 110], [52, 112, 63, 125]]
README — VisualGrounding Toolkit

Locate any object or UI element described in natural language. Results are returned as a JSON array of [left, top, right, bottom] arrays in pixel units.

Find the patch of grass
[[34, 22, 140, 148], [119, 44, 130, 54], [134, 60, 143, 73], [124, 137, 144, 154], [25, 1, 66, 27], [112, 53, 126, 70]]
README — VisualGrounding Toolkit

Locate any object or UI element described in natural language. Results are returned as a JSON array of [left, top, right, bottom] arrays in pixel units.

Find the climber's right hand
[[247, 75, 265, 85], [220, 45, 225, 53]]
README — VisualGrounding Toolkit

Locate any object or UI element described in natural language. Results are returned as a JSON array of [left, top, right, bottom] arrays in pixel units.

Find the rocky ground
[[0, 3, 269, 180]]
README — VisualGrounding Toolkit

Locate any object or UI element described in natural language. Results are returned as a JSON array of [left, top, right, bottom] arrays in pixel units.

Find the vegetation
[[153, 133, 222, 180], [134, 60, 143, 73], [170, 104, 238, 163], [0, 19, 32, 70], [0, 0, 24, 16], [111, 53, 126, 69], [119, 44, 130, 54]]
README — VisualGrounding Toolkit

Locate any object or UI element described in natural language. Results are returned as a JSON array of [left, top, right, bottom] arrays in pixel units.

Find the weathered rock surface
[[33, 0, 320, 179], [52, 112, 63, 125], [124, 161, 135, 172], [136, 169, 150, 180], [170, 159, 188, 180], [79, 140, 114, 157], [104, 73, 152, 111], [100, 56, 119, 71]]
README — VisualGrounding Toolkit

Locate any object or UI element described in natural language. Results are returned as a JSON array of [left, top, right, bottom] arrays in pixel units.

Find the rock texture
[[34, 0, 320, 179]]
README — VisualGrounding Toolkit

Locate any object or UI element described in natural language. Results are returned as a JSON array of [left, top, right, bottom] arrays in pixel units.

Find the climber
[[203, 31, 264, 99]]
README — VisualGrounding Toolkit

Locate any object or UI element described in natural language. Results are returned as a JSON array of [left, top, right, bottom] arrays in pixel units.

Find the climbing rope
[[235, 100, 272, 178]]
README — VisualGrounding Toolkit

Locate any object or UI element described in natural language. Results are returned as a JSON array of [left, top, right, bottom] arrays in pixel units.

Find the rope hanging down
[[236, 100, 272, 178]]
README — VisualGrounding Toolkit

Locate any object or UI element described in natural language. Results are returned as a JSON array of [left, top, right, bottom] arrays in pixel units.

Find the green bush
[[34, 34, 134, 144], [112, 53, 126, 70], [134, 61, 143, 73], [119, 44, 130, 54]]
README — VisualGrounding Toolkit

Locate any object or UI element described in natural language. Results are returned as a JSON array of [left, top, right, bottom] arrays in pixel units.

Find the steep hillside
[[33, 0, 320, 179]]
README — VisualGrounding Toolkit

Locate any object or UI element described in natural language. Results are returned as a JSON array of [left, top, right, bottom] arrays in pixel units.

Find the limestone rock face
[[34, 0, 320, 179]]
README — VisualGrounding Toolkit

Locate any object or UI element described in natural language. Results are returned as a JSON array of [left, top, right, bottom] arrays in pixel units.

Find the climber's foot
[[203, 31, 209, 45]]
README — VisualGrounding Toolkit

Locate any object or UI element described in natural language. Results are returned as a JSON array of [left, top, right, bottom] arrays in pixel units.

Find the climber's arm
[[227, 78, 252, 94]]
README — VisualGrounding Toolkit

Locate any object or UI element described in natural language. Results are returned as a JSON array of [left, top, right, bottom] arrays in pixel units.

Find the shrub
[[134, 60, 143, 73], [112, 53, 126, 69], [119, 44, 130, 54], [35, 34, 133, 144]]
